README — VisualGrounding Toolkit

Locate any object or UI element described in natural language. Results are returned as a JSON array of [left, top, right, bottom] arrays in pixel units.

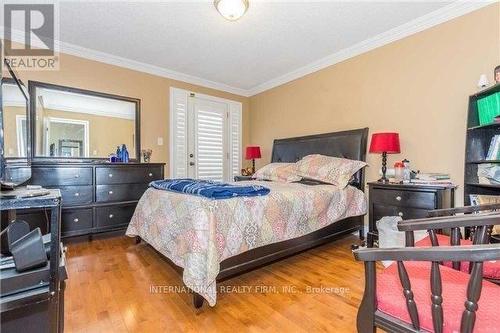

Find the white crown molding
[[1, 1, 495, 98], [246, 1, 496, 96], [1, 28, 251, 97]]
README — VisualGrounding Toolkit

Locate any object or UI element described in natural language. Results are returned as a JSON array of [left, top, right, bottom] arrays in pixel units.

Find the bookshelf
[[464, 83, 500, 206]]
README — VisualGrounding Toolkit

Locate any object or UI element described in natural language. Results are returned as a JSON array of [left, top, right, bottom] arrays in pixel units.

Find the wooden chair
[[354, 213, 500, 333], [409, 205, 500, 283], [427, 203, 500, 245]]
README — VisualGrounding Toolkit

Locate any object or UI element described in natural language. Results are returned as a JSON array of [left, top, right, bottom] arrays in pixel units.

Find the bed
[[126, 127, 369, 308]]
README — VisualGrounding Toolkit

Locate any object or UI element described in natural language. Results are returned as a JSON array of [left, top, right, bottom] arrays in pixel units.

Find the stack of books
[[486, 135, 500, 160], [477, 163, 500, 185], [411, 173, 452, 185]]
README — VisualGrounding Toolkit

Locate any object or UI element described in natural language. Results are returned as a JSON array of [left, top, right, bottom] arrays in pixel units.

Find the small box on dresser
[[367, 182, 456, 247]]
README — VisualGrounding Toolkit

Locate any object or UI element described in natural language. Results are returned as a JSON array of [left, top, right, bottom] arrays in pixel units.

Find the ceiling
[[3, 1, 492, 96]]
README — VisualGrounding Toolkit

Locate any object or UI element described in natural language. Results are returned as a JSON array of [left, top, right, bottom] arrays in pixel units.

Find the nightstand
[[234, 175, 253, 182], [367, 182, 456, 247]]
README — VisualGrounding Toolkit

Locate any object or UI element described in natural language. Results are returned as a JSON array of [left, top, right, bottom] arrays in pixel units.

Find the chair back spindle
[[450, 227, 461, 270], [405, 230, 415, 247], [428, 229, 440, 246], [460, 262, 484, 333], [397, 261, 420, 330], [430, 261, 444, 333]]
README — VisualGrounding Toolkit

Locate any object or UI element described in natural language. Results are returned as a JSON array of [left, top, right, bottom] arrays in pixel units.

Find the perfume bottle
[[116, 146, 122, 162], [122, 144, 129, 163]]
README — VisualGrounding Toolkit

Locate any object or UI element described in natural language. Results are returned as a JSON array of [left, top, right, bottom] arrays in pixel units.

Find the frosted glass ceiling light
[[214, 0, 249, 21]]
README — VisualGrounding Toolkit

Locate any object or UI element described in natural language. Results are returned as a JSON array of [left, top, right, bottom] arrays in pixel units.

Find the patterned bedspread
[[126, 181, 367, 306]]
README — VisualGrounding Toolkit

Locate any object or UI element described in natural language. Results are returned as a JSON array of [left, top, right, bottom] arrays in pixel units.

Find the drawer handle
[[74, 192, 80, 197], [398, 212, 404, 217], [148, 173, 153, 177], [74, 174, 80, 178], [109, 173, 113, 178], [73, 218, 79, 223], [109, 190, 113, 195], [396, 196, 402, 201], [109, 214, 114, 219]]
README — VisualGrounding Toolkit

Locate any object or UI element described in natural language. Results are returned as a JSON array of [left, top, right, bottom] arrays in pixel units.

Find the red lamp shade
[[245, 146, 261, 160], [369, 133, 401, 154]]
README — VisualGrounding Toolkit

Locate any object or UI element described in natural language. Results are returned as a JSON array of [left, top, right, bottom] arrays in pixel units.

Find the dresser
[[368, 182, 456, 247], [16, 162, 164, 239]]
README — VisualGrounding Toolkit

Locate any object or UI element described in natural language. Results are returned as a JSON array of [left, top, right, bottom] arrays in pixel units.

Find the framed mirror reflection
[[2, 78, 30, 160], [29, 81, 140, 161], [1, 58, 32, 187]]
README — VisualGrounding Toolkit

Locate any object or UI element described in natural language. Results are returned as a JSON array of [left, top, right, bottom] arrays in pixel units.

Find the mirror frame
[[28, 81, 141, 162]]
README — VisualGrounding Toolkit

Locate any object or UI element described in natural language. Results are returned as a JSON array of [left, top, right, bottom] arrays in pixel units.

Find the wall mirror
[[29, 82, 140, 160]]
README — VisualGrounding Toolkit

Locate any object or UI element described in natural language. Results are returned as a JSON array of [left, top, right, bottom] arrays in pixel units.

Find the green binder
[[478, 92, 500, 125]]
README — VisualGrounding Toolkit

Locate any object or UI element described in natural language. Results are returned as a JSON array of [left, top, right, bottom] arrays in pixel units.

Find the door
[[188, 98, 228, 181], [170, 88, 241, 182]]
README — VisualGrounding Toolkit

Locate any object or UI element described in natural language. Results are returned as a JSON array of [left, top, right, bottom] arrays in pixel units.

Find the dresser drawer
[[96, 166, 162, 185], [95, 204, 136, 229], [61, 208, 93, 234], [371, 188, 436, 209], [373, 204, 429, 222], [57, 186, 93, 206], [95, 184, 148, 203], [31, 167, 93, 186]]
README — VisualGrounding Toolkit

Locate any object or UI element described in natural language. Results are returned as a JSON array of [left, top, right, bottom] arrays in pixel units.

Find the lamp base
[[379, 152, 389, 183]]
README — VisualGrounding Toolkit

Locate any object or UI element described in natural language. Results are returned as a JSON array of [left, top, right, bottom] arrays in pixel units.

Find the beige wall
[[249, 4, 500, 204], [5, 43, 250, 175]]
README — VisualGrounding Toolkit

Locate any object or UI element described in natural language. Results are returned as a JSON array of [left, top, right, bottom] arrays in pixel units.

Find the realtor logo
[[3, 4, 59, 70]]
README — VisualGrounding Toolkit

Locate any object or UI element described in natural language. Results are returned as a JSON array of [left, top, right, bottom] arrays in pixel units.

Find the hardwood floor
[[64, 234, 366, 332]]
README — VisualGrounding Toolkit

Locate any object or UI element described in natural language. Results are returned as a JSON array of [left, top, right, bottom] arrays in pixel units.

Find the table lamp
[[369, 133, 400, 183], [245, 146, 261, 174]]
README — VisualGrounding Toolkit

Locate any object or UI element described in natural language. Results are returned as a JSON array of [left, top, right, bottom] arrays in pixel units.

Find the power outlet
[[157, 137, 164, 146]]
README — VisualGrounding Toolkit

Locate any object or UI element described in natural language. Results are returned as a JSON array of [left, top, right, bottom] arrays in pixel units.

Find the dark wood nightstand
[[367, 182, 457, 247], [234, 175, 253, 182]]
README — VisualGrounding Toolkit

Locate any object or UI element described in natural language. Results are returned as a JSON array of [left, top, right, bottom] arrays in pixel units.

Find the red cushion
[[416, 234, 500, 279], [377, 261, 500, 333]]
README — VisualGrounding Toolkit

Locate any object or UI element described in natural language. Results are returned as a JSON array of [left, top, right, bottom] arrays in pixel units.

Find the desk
[[1, 188, 64, 333]]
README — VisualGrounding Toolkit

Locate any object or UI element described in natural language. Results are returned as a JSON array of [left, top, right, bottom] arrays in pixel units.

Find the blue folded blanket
[[150, 178, 270, 200]]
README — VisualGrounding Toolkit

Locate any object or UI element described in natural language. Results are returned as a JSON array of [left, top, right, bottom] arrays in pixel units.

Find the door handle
[[189, 162, 195, 166]]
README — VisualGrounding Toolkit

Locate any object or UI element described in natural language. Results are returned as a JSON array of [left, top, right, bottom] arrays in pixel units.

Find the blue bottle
[[116, 146, 122, 162], [122, 144, 129, 163]]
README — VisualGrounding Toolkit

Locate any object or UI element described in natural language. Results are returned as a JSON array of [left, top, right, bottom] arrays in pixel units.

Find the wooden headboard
[[270, 128, 369, 190]]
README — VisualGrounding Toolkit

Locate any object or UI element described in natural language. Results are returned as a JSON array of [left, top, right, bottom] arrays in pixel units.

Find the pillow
[[253, 163, 302, 182], [296, 154, 367, 188]]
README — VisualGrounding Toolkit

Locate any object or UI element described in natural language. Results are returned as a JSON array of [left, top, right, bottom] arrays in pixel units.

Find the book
[[486, 135, 500, 160], [410, 179, 453, 185], [469, 194, 500, 235], [415, 173, 450, 181], [477, 163, 500, 184]]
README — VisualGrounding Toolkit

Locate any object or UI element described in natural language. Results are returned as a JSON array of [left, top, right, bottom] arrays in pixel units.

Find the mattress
[[126, 180, 367, 306]]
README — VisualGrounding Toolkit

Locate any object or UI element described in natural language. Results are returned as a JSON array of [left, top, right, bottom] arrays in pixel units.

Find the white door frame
[[169, 87, 242, 180], [15, 115, 27, 156]]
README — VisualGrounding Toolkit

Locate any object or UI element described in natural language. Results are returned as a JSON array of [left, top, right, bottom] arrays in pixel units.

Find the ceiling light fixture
[[214, 0, 249, 21]]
